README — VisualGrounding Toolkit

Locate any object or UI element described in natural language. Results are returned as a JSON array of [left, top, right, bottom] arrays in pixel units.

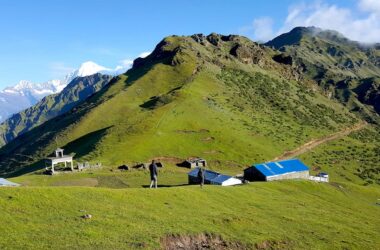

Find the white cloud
[[138, 51, 151, 58], [239, 17, 275, 42], [119, 59, 134, 68], [114, 51, 152, 73], [252, 17, 275, 42], [359, 0, 380, 15], [243, 0, 380, 43], [280, 1, 380, 43], [49, 51, 153, 79]]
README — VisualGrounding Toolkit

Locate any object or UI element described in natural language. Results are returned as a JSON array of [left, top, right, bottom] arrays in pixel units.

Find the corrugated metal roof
[[188, 168, 220, 181], [0, 178, 20, 187], [253, 159, 309, 177], [188, 168, 242, 186], [211, 175, 232, 184]]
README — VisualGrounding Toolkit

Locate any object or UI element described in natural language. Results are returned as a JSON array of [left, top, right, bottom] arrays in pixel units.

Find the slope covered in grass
[[0, 34, 359, 176], [0, 182, 379, 249], [300, 125, 380, 186], [266, 26, 380, 123]]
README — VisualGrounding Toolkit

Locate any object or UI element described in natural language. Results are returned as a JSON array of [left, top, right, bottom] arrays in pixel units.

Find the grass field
[[0, 182, 379, 249], [9, 164, 191, 189], [1, 34, 379, 249], [300, 126, 380, 186]]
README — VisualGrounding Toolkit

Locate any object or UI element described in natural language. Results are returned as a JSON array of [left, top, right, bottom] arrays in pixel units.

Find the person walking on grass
[[149, 160, 158, 189]]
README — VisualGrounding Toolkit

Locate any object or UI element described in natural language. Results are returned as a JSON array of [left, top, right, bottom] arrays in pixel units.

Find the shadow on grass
[[63, 126, 112, 158], [142, 184, 190, 188], [3, 127, 112, 178], [5, 160, 46, 178]]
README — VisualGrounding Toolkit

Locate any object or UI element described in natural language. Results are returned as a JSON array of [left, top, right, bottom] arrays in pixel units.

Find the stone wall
[[266, 171, 309, 181]]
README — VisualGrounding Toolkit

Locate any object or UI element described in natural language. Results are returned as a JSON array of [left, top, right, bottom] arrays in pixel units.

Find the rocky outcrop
[[230, 44, 265, 65]]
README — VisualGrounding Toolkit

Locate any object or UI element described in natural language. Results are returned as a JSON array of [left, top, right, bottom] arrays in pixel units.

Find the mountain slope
[[0, 33, 360, 176], [265, 26, 380, 123], [0, 79, 67, 122], [0, 73, 112, 147], [0, 61, 127, 123]]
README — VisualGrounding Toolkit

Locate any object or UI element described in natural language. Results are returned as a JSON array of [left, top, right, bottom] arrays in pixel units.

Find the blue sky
[[0, 0, 378, 88]]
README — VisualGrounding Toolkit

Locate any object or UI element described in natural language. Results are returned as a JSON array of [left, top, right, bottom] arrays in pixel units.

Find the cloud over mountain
[[244, 0, 380, 43]]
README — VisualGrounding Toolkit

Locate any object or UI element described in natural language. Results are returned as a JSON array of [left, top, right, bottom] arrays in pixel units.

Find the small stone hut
[[183, 158, 207, 169]]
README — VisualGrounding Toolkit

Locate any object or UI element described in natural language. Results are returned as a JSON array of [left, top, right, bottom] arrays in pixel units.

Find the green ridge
[[0, 33, 358, 176]]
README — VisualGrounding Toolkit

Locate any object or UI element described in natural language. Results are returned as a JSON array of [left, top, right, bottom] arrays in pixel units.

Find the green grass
[[0, 40, 358, 176], [0, 182, 379, 249], [9, 164, 191, 188], [0, 33, 379, 249], [300, 126, 380, 186], [267, 27, 380, 124]]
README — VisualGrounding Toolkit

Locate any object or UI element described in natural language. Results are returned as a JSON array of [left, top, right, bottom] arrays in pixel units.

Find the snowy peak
[[1, 79, 66, 98], [75, 61, 110, 77], [0, 59, 131, 122], [13, 80, 34, 91]]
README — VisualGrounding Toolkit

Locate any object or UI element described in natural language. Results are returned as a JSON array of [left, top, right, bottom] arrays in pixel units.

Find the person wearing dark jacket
[[149, 160, 158, 188], [197, 166, 205, 188]]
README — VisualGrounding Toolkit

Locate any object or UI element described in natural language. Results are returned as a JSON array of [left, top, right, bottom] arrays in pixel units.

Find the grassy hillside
[[300, 125, 380, 186], [0, 34, 359, 176], [0, 30, 379, 250], [0, 182, 379, 249], [0, 73, 112, 147], [266, 27, 380, 123]]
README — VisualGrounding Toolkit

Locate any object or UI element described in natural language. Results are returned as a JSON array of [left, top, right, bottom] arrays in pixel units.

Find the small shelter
[[55, 148, 64, 158], [188, 168, 241, 186], [210, 175, 242, 186], [0, 178, 20, 187], [183, 158, 207, 168], [244, 159, 310, 182], [45, 148, 73, 174], [309, 172, 329, 182]]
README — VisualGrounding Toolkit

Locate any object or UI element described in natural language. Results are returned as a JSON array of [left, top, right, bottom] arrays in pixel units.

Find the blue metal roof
[[188, 168, 220, 181], [211, 175, 233, 184], [253, 159, 309, 177]]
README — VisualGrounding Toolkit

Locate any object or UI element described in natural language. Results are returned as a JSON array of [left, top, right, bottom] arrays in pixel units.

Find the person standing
[[197, 166, 205, 188], [149, 160, 158, 189]]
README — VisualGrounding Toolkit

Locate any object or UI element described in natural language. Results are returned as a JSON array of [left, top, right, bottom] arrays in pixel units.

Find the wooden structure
[[45, 148, 73, 174]]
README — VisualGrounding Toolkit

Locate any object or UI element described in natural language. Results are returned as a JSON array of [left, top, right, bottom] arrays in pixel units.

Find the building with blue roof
[[244, 159, 310, 181]]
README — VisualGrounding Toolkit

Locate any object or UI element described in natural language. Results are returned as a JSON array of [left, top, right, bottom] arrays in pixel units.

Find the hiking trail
[[272, 122, 368, 161]]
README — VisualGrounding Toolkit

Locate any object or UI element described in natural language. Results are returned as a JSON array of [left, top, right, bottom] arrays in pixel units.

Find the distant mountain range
[[0, 73, 113, 147], [0, 61, 127, 122]]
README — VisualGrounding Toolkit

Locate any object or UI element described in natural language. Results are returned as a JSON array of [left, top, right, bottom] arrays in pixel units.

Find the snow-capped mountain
[[0, 80, 68, 122], [0, 61, 127, 122]]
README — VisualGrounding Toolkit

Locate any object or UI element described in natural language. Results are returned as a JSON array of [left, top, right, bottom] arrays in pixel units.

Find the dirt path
[[272, 122, 367, 161]]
